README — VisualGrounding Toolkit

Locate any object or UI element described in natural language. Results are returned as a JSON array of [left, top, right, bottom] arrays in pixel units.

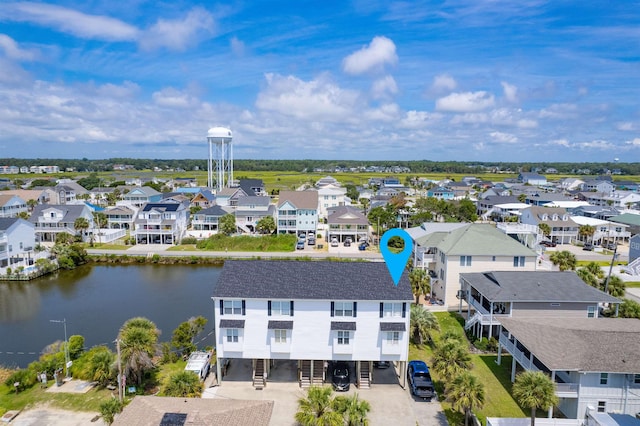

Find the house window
[[597, 401, 606, 412], [223, 300, 243, 315], [274, 329, 287, 343], [634, 374, 640, 384], [460, 256, 472, 266], [270, 300, 292, 316], [587, 306, 597, 318], [333, 302, 355, 317], [513, 256, 525, 267], [600, 373, 608, 385], [386, 331, 400, 344], [382, 302, 403, 317], [337, 331, 350, 345], [226, 328, 239, 343]]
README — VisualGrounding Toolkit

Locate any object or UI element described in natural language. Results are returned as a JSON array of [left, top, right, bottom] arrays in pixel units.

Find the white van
[[184, 351, 211, 381]]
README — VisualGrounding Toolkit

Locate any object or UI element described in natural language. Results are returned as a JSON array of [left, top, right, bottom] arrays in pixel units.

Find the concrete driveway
[[208, 360, 447, 426]]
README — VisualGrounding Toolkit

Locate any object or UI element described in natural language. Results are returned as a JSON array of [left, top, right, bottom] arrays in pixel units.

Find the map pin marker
[[380, 228, 413, 286]]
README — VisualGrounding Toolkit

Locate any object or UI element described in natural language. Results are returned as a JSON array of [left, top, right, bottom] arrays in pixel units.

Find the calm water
[[0, 264, 221, 368]]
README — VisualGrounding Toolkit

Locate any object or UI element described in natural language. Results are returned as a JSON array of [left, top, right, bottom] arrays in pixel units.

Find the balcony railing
[[499, 333, 540, 372], [554, 382, 578, 397]]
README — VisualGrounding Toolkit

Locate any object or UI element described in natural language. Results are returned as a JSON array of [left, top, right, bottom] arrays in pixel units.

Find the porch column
[[310, 360, 313, 384], [216, 358, 222, 385], [489, 302, 494, 340], [356, 361, 361, 388], [497, 341, 502, 365], [511, 350, 517, 382], [548, 371, 556, 418]]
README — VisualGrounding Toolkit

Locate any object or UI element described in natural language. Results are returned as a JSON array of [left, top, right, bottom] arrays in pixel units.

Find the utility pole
[[50, 319, 70, 379], [116, 338, 123, 403]]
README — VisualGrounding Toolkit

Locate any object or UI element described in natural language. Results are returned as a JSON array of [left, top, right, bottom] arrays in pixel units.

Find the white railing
[[555, 382, 578, 396], [622, 257, 640, 276], [496, 223, 539, 234], [499, 333, 540, 372]]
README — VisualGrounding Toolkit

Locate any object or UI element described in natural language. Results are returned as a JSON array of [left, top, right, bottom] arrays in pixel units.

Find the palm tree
[[517, 193, 527, 203], [548, 250, 576, 271], [118, 317, 160, 386], [431, 338, 472, 382], [88, 347, 115, 386], [163, 371, 204, 397], [576, 268, 599, 288], [295, 386, 343, 426], [512, 371, 558, 426], [538, 223, 551, 239], [604, 275, 626, 298], [409, 304, 440, 345], [448, 371, 485, 426], [74, 217, 90, 239], [578, 225, 595, 243], [583, 261, 605, 279], [409, 268, 430, 304], [93, 211, 108, 229], [99, 398, 123, 426], [333, 393, 371, 425]]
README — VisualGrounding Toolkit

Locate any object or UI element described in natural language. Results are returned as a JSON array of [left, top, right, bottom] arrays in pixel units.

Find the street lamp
[[50, 319, 70, 379]]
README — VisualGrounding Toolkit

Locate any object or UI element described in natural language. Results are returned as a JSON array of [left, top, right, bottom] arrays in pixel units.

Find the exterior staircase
[[236, 222, 252, 235], [358, 361, 370, 389], [300, 360, 312, 388], [622, 257, 640, 276], [253, 359, 266, 388], [312, 360, 324, 385], [464, 312, 482, 330]]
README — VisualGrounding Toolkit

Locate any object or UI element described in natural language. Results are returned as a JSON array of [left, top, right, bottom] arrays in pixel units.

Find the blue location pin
[[380, 228, 413, 286]]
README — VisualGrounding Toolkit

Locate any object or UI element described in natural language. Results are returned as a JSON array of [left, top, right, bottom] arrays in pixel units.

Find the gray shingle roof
[[380, 322, 406, 331], [331, 321, 356, 331], [0, 217, 19, 231], [500, 317, 640, 373], [278, 190, 318, 209], [219, 319, 245, 328], [268, 320, 293, 329], [237, 196, 270, 207], [214, 260, 413, 301], [461, 271, 620, 303], [29, 204, 90, 224]]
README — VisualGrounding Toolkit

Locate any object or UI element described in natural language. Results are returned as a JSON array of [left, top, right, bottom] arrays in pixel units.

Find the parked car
[[407, 360, 435, 401], [358, 242, 368, 251], [331, 362, 350, 391], [605, 242, 617, 250], [374, 361, 390, 369], [344, 240, 351, 247], [296, 240, 305, 250], [583, 242, 594, 251], [331, 238, 339, 247], [540, 240, 556, 247], [307, 237, 316, 245]]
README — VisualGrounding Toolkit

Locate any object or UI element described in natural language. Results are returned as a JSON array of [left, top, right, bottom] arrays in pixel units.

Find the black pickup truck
[[407, 360, 435, 401]]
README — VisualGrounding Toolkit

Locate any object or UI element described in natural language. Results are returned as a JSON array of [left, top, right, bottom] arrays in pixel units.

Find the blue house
[[427, 186, 455, 200], [518, 173, 547, 186]]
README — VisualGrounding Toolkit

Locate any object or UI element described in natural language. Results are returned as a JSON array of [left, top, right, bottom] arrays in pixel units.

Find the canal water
[[0, 264, 221, 368]]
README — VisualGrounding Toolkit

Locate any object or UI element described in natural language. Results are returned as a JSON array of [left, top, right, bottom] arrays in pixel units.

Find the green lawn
[[0, 381, 114, 414], [168, 234, 297, 252], [410, 312, 526, 425], [626, 282, 640, 288]]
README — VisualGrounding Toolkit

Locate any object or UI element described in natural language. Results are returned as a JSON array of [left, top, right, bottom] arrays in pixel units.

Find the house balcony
[[278, 214, 297, 220], [467, 296, 510, 323], [554, 382, 578, 398], [498, 332, 541, 373]]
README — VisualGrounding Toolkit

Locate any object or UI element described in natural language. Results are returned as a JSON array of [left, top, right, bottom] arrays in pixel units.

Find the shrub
[[4, 369, 37, 392], [181, 237, 198, 245], [99, 398, 124, 425]]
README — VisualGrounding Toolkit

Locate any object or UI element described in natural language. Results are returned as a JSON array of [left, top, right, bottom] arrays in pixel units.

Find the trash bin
[[54, 369, 64, 386]]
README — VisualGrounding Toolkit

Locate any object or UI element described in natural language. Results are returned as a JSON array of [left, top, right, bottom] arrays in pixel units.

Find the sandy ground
[[8, 405, 101, 426]]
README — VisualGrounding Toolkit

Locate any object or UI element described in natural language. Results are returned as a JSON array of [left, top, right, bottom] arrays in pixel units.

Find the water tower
[[207, 127, 233, 191]]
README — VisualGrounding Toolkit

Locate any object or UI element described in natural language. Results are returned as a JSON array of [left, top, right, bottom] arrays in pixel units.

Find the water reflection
[[0, 282, 41, 322]]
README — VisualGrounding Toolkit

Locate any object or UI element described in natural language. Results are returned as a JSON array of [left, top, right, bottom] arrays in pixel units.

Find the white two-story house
[[0, 194, 28, 218], [0, 218, 36, 269], [318, 185, 349, 219], [498, 317, 640, 419], [133, 201, 189, 244], [29, 204, 95, 242], [408, 223, 538, 307], [212, 260, 413, 389], [520, 206, 579, 245], [277, 191, 319, 235]]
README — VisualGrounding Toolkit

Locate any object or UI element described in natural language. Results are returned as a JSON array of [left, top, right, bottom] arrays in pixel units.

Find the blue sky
[[0, 1, 639, 161]]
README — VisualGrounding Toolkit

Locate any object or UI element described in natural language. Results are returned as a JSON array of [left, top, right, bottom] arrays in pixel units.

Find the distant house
[[427, 186, 455, 200], [578, 191, 640, 209], [235, 196, 275, 233], [103, 205, 137, 230], [518, 172, 547, 186], [327, 206, 369, 243], [216, 187, 247, 208], [133, 202, 189, 244], [520, 206, 579, 244], [277, 191, 319, 235], [497, 317, 640, 419], [29, 204, 95, 242], [122, 187, 162, 208], [318, 185, 349, 218], [190, 189, 215, 209], [582, 180, 615, 194], [0, 194, 28, 218], [316, 176, 340, 188], [190, 205, 231, 235], [0, 218, 36, 268], [459, 271, 620, 339], [238, 179, 267, 197], [407, 223, 537, 307], [476, 195, 519, 218]]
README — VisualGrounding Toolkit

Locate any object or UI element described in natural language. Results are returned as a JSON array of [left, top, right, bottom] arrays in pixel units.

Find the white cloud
[[371, 75, 398, 99], [230, 36, 246, 56], [139, 8, 214, 51], [0, 2, 138, 41], [0, 34, 38, 61], [152, 87, 198, 108], [342, 36, 398, 75], [398, 111, 442, 129], [617, 122, 634, 131], [255, 73, 361, 121], [626, 137, 640, 146], [436, 91, 495, 112], [490, 131, 518, 143], [501, 81, 518, 103], [576, 140, 614, 150], [517, 119, 538, 129], [538, 103, 578, 119], [431, 74, 457, 93], [549, 139, 570, 147]]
